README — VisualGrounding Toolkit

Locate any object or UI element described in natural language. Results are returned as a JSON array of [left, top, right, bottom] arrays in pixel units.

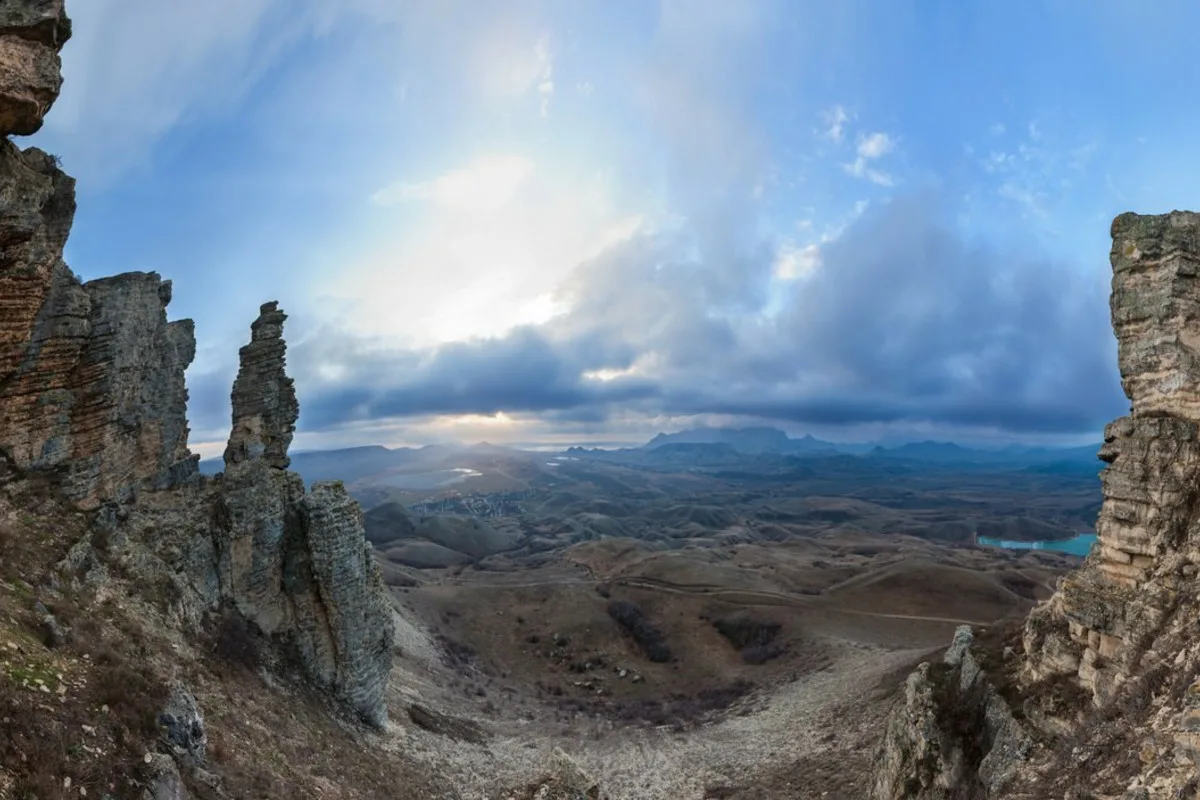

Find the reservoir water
[[977, 532, 1097, 557], [377, 468, 483, 490]]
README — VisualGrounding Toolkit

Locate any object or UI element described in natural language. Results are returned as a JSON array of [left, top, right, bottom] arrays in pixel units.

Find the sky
[[27, 0, 1200, 456]]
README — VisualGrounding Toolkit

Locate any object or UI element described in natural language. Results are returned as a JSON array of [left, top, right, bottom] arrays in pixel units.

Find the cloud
[[371, 155, 534, 212], [33, 0, 292, 182], [972, 122, 1100, 228], [534, 35, 554, 117], [820, 105, 850, 142], [844, 132, 896, 186], [32, 0, 561, 184], [261, 192, 1123, 445], [856, 132, 894, 159], [772, 242, 822, 280]]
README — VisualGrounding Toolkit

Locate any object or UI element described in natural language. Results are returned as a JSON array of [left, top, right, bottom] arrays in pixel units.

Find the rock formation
[[871, 627, 1029, 799], [223, 301, 297, 469], [0, 0, 71, 135], [0, 0, 197, 509], [875, 212, 1200, 798], [213, 303, 394, 727], [0, 0, 393, 729], [1024, 213, 1200, 702]]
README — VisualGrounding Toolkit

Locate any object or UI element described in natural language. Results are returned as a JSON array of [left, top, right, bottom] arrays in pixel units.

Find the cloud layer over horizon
[[33, 0, 1200, 454]]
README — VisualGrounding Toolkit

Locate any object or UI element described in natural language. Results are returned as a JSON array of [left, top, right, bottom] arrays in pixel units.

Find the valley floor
[[376, 537, 1073, 799]]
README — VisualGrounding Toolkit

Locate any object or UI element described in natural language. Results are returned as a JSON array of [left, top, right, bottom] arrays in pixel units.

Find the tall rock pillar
[[214, 303, 394, 728]]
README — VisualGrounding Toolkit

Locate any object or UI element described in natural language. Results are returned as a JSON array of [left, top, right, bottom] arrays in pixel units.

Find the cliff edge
[[873, 212, 1200, 799]]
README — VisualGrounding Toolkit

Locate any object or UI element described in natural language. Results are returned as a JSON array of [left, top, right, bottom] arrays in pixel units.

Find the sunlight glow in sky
[[30, 0, 1200, 455]]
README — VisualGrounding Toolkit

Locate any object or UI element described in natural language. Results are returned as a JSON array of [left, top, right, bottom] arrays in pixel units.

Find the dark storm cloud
[[205, 192, 1126, 441], [287, 326, 661, 430], [777, 194, 1124, 430]]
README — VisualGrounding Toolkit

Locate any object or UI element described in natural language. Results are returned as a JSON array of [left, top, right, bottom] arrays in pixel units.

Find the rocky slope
[[873, 211, 1200, 799], [0, 0, 391, 737]]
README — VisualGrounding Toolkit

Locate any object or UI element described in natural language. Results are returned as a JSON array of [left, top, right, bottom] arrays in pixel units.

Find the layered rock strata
[[0, 0, 71, 135], [0, 0, 197, 509], [213, 303, 394, 728], [222, 301, 296, 469], [1024, 212, 1200, 703]]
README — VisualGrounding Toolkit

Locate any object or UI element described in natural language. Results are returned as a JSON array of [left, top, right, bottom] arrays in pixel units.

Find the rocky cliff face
[[0, 0, 197, 509], [0, 0, 393, 729], [874, 211, 1200, 799], [1024, 213, 1200, 701], [213, 304, 394, 727]]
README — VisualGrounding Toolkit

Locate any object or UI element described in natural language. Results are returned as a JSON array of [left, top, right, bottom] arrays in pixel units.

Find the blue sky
[[28, 0, 1200, 455]]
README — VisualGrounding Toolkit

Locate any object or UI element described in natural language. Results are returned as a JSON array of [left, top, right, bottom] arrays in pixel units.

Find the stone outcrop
[[0, 1, 197, 509], [212, 304, 394, 728], [871, 627, 1029, 800], [0, 0, 70, 135], [223, 301, 297, 469], [1023, 213, 1200, 705]]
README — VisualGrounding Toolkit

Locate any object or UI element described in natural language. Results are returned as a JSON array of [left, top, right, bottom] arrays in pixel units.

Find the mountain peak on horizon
[[643, 425, 837, 455]]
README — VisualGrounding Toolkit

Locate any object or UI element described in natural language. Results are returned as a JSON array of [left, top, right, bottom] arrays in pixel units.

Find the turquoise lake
[[977, 532, 1097, 557]]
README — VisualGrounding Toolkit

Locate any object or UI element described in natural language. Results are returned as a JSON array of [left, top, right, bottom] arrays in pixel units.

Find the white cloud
[[998, 181, 1047, 219], [773, 242, 822, 280], [516, 293, 569, 327], [820, 105, 851, 142], [844, 159, 895, 187], [856, 132, 894, 159], [843, 132, 896, 186], [982, 151, 1011, 173], [535, 35, 554, 117], [989, 123, 1005, 136], [34, 0, 290, 181], [371, 155, 534, 212], [323, 157, 650, 348]]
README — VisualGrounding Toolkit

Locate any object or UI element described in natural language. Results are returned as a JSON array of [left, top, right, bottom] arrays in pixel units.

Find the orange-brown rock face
[[0, 1, 198, 507], [0, 0, 70, 135], [1024, 212, 1200, 704]]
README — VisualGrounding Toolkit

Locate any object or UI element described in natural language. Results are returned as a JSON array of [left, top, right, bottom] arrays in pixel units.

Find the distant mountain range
[[636, 426, 1101, 465], [644, 426, 845, 455], [198, 426, 1103, 489]]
